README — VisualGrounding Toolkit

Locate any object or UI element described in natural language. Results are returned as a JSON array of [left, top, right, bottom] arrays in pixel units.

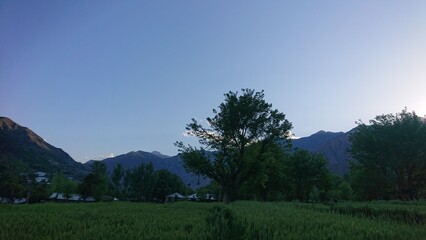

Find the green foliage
[[91, 161, 108, 176], [349, 109, 426, 200], [237, 143, 288, 201], [328, 175, 353, 201], [28, 184, 49, 203], [177, 89, 292, 203], [0, 161, 50, 203], [111, 164, 124, 198], [79, 173, 108, 201], [124, 163, 156, 201], [152, 169, 188, 202], [285, 149, 332, 202], [1, 201, 425, 239], [50, 172, 77, 198], [0, 160, 26, 201], [79, 162, 109, 201], [197, 182, 221, 201]]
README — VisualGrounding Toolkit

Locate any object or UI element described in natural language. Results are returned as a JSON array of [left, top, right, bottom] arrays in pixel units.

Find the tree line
[[54, 161, 191, 202], [0, 160, 190, 203], [177, 89, 425, 203]]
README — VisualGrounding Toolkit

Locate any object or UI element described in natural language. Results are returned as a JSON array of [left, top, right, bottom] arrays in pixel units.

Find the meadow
[[0, 201, 425, 240]]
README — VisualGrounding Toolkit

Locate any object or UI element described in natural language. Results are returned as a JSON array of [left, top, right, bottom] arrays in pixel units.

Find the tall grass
[[0, 201, 425, 239]]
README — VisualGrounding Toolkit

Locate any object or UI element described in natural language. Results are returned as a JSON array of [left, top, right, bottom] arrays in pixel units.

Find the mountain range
[[84, 151, 210, 188], [0, 117, 88, 180], [0, 117, 353, 188]]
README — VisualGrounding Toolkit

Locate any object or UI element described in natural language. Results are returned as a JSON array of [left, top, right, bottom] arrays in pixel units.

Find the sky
[[1, 1, 426, 162]]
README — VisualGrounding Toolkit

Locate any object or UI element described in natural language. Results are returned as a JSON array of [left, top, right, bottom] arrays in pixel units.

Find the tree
[[50, 172, 77, 201], [111, 164, 124, 199], [152, 169, 187, 202], [124, 162, 156, 201], [176, 89, 292, 203], [91, 161, 108, 176], [237, 143, 288, 201], [285, 149, 332, 202], [328, 175, 353, 201], [79, 161, 109, 201], [349, 109, 426, 200], [0, 160, 26, 203]]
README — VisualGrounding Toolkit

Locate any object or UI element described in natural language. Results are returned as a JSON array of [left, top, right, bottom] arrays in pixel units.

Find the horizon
[[1, 114, 349, 163], [1, 1, 425, 163]]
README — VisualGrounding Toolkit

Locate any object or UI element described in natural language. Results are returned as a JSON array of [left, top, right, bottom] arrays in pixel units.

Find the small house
[[165, 193, 185, 203]]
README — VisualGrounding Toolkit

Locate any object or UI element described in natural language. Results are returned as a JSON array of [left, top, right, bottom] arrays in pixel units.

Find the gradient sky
[[1, 1, 426, 162]]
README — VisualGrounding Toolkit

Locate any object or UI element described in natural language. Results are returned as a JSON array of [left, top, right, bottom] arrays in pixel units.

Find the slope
[[0, 117, 89, 180]]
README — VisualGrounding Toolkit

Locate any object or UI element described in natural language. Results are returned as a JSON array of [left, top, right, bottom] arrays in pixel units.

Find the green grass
[[0, 201, 425, 239]]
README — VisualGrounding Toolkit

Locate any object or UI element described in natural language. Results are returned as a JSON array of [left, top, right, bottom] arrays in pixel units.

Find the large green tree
[[349, 109, 426, 200], [79, 161, 109, 201], [124, 162, 156, 201], [237, 143, 288, 201], [176, 89, 292, 203], [285, 149, 332, 202]]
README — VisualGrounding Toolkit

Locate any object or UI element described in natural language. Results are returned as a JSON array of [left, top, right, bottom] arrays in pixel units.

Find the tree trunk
[[222, 191, 230, 204], [26, 190, 31, 204], [222, 183, 235, 204], [407, 161, 414, 200]]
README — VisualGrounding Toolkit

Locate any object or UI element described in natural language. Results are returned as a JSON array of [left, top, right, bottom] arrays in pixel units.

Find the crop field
[[0, 201, 425, 240]]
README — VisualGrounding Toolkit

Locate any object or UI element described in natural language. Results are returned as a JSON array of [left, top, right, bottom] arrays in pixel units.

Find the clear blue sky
[[1, 1, 425, 162]]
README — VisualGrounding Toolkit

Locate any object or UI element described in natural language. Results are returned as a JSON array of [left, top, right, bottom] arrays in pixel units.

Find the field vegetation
[[1, 201, 425, 240]]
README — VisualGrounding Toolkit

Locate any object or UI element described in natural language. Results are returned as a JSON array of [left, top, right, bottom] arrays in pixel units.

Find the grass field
[[0, 201, 425, 240]]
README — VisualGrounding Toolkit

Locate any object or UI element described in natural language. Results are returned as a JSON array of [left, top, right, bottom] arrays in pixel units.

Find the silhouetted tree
[[111, 164, 124, 199], [124, 163, 155, 201], [349, 109, 426, 200], [152, 169, 187, 202], [79, 161, 108, 201], [176, 89, 292, 203], [285, 149, 332, 202], [237, 143, 288, 201], [0, 161, 26, 202]]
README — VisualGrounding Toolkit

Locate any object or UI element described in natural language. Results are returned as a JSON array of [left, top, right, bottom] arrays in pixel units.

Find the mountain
[[85, 151, 210, 189], [150, 151, 170, 159], [292, 130, 354, 176], [292, 131, 345, 152], [0, 117, 89, 180]]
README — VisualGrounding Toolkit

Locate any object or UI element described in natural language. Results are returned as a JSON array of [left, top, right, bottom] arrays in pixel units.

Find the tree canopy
[[176, 89, 292, 203], [349, 109, 426, 200], [284, 149, 332, 202], [79, 161, 109, 201]]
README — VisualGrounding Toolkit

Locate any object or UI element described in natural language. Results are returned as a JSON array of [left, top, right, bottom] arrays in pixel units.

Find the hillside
[[0, 117, 89, 180], [85, 151, 210, 188], [292, 130, 353, 175]]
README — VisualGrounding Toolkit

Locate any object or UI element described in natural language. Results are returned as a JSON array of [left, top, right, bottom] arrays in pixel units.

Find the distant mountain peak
[[0, 117, 50, 150], [91, 150, 210, 188], [311, 130, 344, 136], [0, 116, 20, 130], [291, 129, 354, 176], [151, 151, 170, 158]]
